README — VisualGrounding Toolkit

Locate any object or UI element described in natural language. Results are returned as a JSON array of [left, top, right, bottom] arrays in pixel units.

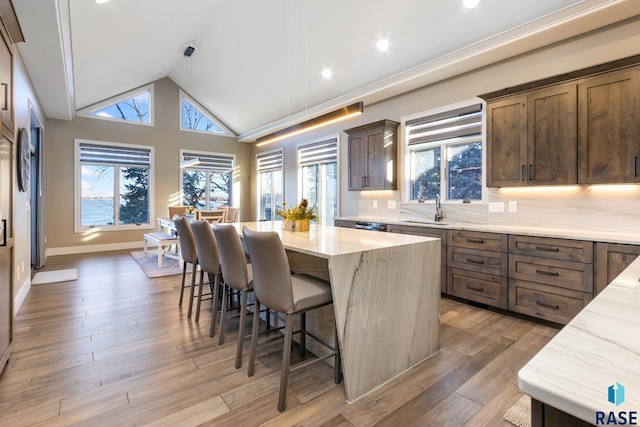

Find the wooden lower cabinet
[[595, 242, 640, 295], [448, 267, 508, 309], [531, 399, 592, 427]]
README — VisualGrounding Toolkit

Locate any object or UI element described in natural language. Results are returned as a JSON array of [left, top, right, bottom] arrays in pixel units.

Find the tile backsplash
[[356, 185, 640, 234]]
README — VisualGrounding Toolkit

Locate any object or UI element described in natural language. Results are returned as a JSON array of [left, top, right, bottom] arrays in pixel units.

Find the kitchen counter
[[233, 222, 441, 402], [518, 256, 640, 424], [335, 216, 640, 245]]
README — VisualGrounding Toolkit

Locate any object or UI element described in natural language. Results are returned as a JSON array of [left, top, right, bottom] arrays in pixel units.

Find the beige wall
[[13, 49, 46, 308], [45, 77, 251, 254], [252, 17, 640, 225]]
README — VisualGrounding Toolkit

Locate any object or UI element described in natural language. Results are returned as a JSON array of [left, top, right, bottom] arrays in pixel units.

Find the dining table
[[233, 221, 441, 403]]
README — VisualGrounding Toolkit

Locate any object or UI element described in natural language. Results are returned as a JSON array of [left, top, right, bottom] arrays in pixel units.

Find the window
[[76, 84, 154, 126], [406, 103, 483, 201], [75, 140, 153, 231], [298, 138, 338, 225], [257, 150, 283, 221], [181, 151, 234, 209], [180, 90, 235, 136]]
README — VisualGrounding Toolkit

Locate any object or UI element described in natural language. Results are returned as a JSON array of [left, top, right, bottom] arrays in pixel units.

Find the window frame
[[179, 149, 236, 210], [402, 99, 487, 204], [76, 84, 155, 127], [74, 139, 155, 233], [256, 149, 284, 221], [179, 90, 236, 137], [296, 134, 340, 225]]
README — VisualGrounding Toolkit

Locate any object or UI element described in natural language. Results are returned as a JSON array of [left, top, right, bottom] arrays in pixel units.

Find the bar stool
[[172, 216, 198, 317], [190, 220, 223, 327], [211, 222, 254, 368], [242, 226, 342, 412]]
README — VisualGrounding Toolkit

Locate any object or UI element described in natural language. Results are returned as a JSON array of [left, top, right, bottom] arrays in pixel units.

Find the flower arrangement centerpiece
[[276, 198, 317, 232], [184, 206, 197, 219]]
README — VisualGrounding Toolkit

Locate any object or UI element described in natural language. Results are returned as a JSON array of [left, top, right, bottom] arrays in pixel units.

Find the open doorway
[[29, 107, 45, 270]]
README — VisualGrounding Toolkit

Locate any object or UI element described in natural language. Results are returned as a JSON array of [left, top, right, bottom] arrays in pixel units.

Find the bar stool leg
[[217, 284, 229, 342], [186, 263, 197, 318], [299, 312, 306, 358], [247, 301, 261, 377], [234, 291, 248, 369], [195, 269, 205, 322], [209, 273, 221, 333], [278, 313, 294, 412], [178, 262, 187, 307], [335, 326, 343, 384]]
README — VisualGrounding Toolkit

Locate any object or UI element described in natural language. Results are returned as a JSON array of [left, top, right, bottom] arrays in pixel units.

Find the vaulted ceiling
[[12, 0, 640, 142]]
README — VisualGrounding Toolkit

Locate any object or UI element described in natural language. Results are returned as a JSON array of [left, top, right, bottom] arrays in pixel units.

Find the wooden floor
[[0, 250, 559, 426]]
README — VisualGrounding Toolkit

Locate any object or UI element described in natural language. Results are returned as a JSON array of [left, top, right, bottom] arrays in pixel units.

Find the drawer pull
[[1, 83, 7, 111], [535, 245, 559, 252], [536, 300, 560, 310], [466, 258, 484, 265], [466, 285, 484, 292], [466, 238, 485, 244], [536, 269, 559, 277]]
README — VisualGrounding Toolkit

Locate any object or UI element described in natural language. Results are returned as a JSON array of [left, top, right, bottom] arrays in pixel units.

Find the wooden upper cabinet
[[345, 120, 399, 191], [486, 95, 527, 187], [527, 84, 577, 185], [486, 84, 578, 187], [578, 67, 640, 184], [0, 29, 12, 137]]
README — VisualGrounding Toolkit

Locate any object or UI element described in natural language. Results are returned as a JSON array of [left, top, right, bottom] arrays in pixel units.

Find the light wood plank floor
[[0, 250, 558, 426]]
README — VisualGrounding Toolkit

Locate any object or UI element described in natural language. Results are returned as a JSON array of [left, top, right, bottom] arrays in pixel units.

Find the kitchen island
[[232, 221, 441, 402], [518, 256, 640, 425]]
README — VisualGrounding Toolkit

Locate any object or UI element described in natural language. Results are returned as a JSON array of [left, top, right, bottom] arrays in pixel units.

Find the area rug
[[130, 251, 183, 278], [504, 394, 531, 427], [32, 268, 78, 285]]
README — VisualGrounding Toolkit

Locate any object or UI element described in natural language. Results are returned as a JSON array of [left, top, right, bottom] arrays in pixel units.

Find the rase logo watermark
[[596, 382, 637, 425]]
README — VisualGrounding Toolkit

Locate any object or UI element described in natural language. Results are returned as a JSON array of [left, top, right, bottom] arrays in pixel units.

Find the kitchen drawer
[[447, 246, 508, 276], [448, 230, 508, 252], [509, 235, 593, 262], [448, 267, 508, 309], [508, 279, 592, 324], [509, 255, 593, 293]]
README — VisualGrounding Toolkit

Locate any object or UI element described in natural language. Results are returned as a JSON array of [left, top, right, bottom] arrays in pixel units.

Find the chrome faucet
[[434, 194, 444, 222]]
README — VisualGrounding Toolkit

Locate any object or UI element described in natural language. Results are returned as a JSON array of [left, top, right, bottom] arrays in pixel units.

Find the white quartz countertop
[[335, 216, 640, 245], [231, 221, 438, 259], [518, 256, 640, 423]]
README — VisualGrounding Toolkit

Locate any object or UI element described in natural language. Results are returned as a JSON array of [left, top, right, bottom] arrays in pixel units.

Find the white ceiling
[[12, 0, 640, 142]]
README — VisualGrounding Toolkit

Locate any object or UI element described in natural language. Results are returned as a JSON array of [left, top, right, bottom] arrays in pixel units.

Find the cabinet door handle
[[521, 164, 525, 181], [536, 300, 559, 310], [535, 245, 559, 252], [536, 269, 559, 277], [466, 238, 485, 244], [466, 284, 484, 292], [528, 164, 533, 181], [362, 176, 366, 187], [0, 219, 5, 247], [634, 156, 638, 177], [1, 83, 7, 111], [466, 258, 484, 265]]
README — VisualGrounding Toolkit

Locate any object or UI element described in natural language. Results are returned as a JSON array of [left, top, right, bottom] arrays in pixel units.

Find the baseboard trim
[[46, 241, 144, 257], [14, 279, 30, 315]]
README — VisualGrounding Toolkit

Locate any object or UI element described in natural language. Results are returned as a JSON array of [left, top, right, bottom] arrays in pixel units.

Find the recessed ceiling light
[[95, 0, 110, 3], [322, 69, 332, 79], [376, 39, 389, 52], [463, 0, 480, 9]]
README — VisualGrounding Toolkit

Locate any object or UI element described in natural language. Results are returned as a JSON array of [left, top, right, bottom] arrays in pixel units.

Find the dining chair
[[168, 206, 189, 218], [172, 216, 198, 316], [190, 220, 224, 327], [211, 222, 254, 368], [242, 226, 342, 412], [225, 207, 239, 222], [199, 209, 227, 224]]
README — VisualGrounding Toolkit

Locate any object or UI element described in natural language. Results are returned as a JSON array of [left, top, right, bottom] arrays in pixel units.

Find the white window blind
[[182, 151, 233, 172], [406, 104, 483, 146], [298, 138, 338, 165], [257, 150, 283, 172], [79, 142, 151, 166]]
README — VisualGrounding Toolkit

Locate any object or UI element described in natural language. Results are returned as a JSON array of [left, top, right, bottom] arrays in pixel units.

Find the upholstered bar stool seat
[[242, 226, 341, 412]]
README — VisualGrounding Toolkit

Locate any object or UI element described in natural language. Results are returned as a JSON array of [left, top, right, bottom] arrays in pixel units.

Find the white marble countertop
[[518, 256, 640, 423], [335, 216, 640, 245], [230, 221, 438, 259]]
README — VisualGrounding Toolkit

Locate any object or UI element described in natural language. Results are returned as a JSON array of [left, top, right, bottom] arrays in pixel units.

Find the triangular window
[[77, 84, 154, 126], [180, 90, 234, 136]]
